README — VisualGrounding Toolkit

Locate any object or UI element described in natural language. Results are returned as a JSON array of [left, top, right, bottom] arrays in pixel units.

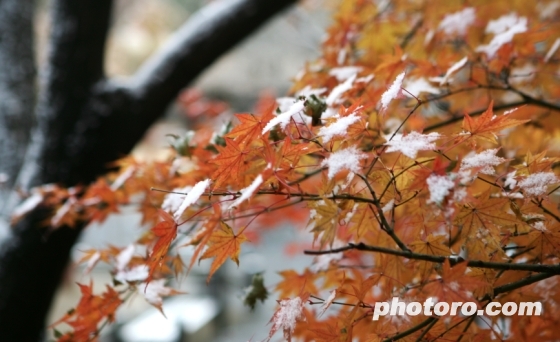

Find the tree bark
[[0, 0, 297, 340], [0, 0, 35, 213]]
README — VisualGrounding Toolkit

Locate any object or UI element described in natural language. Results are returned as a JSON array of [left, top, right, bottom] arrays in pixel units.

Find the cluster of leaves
[[18, 0, 560, 340]]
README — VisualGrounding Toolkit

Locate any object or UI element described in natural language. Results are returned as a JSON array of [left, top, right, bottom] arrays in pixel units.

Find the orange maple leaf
[[461, 101, 529, 143], [276, 269, 319, 298], [199, 221, 248, 282], [51, 282, 122, 341], [210, 137, 256, 189], [423, 260, 485, 305], [147, 209, 178, 282], [225, 112, 272, 149]]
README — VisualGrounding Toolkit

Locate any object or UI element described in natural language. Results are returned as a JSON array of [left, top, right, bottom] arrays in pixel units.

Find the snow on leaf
[[426, 174, 455, 204], [12, 192, 43, 221], [518, 172, 559, 196], [50, 198, 76, 228], [161, 186, 192, 215], [382, 199, 395, 213], [267, 294, 308, 342], [116, 244, 135, 271], [110, 166, 135, 191], [139, 279, 173, 308], [262, 99, 306, 133], [318, 113, 360, 143], [545, 38, 560, 62], [384, 131, 440, 159], [115, 265, 149, 283], [228, 174, 263, 209], [172, 179, 210, 221], [476, 13, 528, 58], [505, 171, 518, 189], [380, 72, 405, 111], [84, 251, 101, 274], [326, 73, 356, 106], [295, 86, 327, 98], [429, 57, 468, 86], [461, 101, 529, 142], [403, 77, 440, 97], [318, 290, 337, 318], [320, 146, 368, 180], [329, 66, 362, 81], [438, 7, 476, 36], [460, 148, 505, 175]]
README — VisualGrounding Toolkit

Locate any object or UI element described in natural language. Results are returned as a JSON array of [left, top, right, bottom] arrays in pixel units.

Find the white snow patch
[[318, 113, 360, 143], [262, 100, 306, 133], [228, 174, 263, 209], [403, 78, 440, 97], [295, 86, 327, 98], [318, 290, 337, 318], [380, 72, 405, 111], [161, 186, 192, 214], [427, 174, 455, 204], [538, 1, 560, 20], [518, 172, 558, 196], [116, 244, 135, 271], [429, 57, 468, 86], [320, 146, 368, 180], [382, 199, 395, 213], [329, 66, 362, 81], [115, 265, 149, 283], [384, 131, 440, 159], [505, 171, 518, 189], [460, 149, 505, 175], [12, 192, 43, 219], [438, 7, 476, 36], [111, 166, 136, 191], [270, 297, 305, 338], [326, 74, 356, 106], [545, 38, 560, 62], [50, 198, 75, 227], [476, 14, 528, 58], [173, 179, 210, 221], [140, 279, 173, 307], [508, 63, 536, 84]]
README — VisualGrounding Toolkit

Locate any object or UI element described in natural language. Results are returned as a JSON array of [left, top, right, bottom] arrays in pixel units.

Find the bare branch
[[304, 242, 560, 274]]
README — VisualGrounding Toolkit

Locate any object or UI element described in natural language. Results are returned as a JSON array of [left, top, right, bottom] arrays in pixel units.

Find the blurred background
[[37, 0, 331, 340]]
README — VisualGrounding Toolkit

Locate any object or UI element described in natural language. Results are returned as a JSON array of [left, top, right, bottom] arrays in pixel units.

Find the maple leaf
[[423, 260, 484, 304], [276, 269, 319, 298], [460, 101, 529, 144], [225, 112, 272, 149], [147, 209, 178, 282], [267, 293, 310, 342], [410, 235, 450, 280], [138, 279, 182, 315], [526, 221, 560, 262], [349, 203, 378, 239], [308, 199, 343, 247], [199, 221, 248, 282], [51, 282, 122, 341], [210, 137, 258, 189]]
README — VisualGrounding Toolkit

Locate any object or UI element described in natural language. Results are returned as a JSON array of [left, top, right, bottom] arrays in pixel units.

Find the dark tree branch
[[0, 0, 299, 340], [304, 242, 560, 274], [107, 0, 299, 177], [0, 0, 35, 213]]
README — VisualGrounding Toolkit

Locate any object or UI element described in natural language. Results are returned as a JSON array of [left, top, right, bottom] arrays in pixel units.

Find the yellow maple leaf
[[199, 221, 248, 282]]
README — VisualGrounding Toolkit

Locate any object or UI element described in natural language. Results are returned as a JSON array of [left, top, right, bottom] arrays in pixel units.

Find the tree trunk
[[0, 0, 297, 340]]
